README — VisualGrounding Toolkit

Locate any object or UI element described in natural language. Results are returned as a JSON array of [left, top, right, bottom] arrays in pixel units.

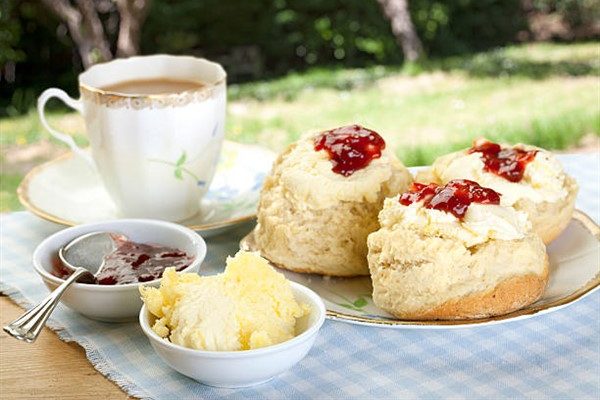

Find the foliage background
[[0, 0, 598, 212], [2, 0, 598, 116]]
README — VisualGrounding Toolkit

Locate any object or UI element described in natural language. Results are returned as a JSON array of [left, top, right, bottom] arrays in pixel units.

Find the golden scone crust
[[367, 225, 548, 319], [395, 267, 548, 320], [256, 140, 412, 276]]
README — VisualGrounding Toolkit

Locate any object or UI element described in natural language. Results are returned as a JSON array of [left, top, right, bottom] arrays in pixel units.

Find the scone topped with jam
[[255, 124, 413, 276], [367, 179, 548, 320], [418, 139, 578, 243]]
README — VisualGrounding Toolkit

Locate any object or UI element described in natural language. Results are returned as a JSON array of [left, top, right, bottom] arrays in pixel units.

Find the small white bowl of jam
[[33, 219, 206, 322]]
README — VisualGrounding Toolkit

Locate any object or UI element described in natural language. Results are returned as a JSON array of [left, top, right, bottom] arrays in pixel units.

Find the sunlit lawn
[[1, 42, 598, 212], [227, 74, 598, 164]]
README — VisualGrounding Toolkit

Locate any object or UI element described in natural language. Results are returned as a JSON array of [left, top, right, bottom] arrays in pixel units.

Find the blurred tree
[[520, 0, 599, 40], [7, 0, 592, 116], [0, 0, 25, 84], [0, 1, 25, 66], [115, 0, 151, 57], [377, 0, 423, 61], [410, 0, 527, 55], [141, 0, 405, 78], [40, 0, 151, 68]]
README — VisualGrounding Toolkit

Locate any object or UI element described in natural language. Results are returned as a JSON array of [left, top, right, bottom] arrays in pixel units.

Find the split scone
[[255, 124, 413, 276], [416, 139, 578, 243], [367, 179, 548, 320]]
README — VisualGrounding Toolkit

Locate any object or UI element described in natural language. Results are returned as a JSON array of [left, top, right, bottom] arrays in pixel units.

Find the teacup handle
[[37, 88, 96, 170]]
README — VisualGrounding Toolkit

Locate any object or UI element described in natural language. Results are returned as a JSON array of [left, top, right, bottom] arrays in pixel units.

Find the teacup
[[37, 55, 227, 222]]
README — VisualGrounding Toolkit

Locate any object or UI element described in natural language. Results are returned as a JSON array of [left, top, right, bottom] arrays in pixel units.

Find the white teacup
[[38, 55, 227, 222]]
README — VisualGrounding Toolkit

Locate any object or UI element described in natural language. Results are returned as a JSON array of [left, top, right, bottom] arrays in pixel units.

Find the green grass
[[0, 174, 23, 212], [1, 42, 598, 212], [227, 42, 600, 102], [0, 109, 88, 148], [434, 42, 600, 79]]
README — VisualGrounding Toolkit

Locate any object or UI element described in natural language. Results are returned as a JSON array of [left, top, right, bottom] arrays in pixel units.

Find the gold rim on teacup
[[79, 79, 226, 109]]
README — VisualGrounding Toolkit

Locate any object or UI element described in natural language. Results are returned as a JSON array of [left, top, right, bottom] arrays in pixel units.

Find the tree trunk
[[41, 0, 151, 69], [377, 0, 424, 62], [116, 0, 151, 57], [41, 0, 113, 68], [74, 0, 113, 62]]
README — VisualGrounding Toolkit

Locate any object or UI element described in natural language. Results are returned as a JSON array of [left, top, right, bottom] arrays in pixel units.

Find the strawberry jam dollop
[[468, 140, 538, 182], [399, 179, 501, 219], [314, 124, 386, 177]]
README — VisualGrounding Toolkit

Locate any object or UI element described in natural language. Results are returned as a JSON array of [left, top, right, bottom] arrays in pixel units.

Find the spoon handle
[[3, 268, 89, 343]]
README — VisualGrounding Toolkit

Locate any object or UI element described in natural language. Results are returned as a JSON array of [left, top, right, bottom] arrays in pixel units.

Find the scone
[[255, 124, 413, 276], [367, 179, 548, 320], [416, 139, 578, 243]]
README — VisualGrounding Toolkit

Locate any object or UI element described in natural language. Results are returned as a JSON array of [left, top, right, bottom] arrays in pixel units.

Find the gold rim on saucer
[[240, 210, 600, 328], [17, 152, 257, 232]]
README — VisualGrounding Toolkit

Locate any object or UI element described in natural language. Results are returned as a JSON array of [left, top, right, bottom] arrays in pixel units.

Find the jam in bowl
[[33, 219, 206, 322], [51, 234, 194, 285]]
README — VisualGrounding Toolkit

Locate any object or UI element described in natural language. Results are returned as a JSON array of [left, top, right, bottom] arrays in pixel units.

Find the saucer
[[241, 210, 600, 329], [18, 141, 275, 237]]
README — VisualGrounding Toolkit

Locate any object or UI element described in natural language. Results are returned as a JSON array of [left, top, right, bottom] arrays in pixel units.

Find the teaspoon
[[3, 231, 120, 342]]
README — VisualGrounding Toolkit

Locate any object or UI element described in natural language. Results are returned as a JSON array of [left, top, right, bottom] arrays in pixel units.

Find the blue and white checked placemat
[[1, 154, 599, 399]]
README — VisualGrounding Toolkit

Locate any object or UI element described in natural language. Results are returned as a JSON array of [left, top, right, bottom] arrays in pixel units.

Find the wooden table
[[0, 296, 129, 399]]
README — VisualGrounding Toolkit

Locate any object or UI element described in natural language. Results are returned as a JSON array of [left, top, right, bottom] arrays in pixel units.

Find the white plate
[[18, 141, 275, 237], [241, 210, 600, 329]]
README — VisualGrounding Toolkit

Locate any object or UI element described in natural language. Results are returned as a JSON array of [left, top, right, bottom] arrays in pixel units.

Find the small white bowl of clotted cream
[[138, 251, 326, 388]]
